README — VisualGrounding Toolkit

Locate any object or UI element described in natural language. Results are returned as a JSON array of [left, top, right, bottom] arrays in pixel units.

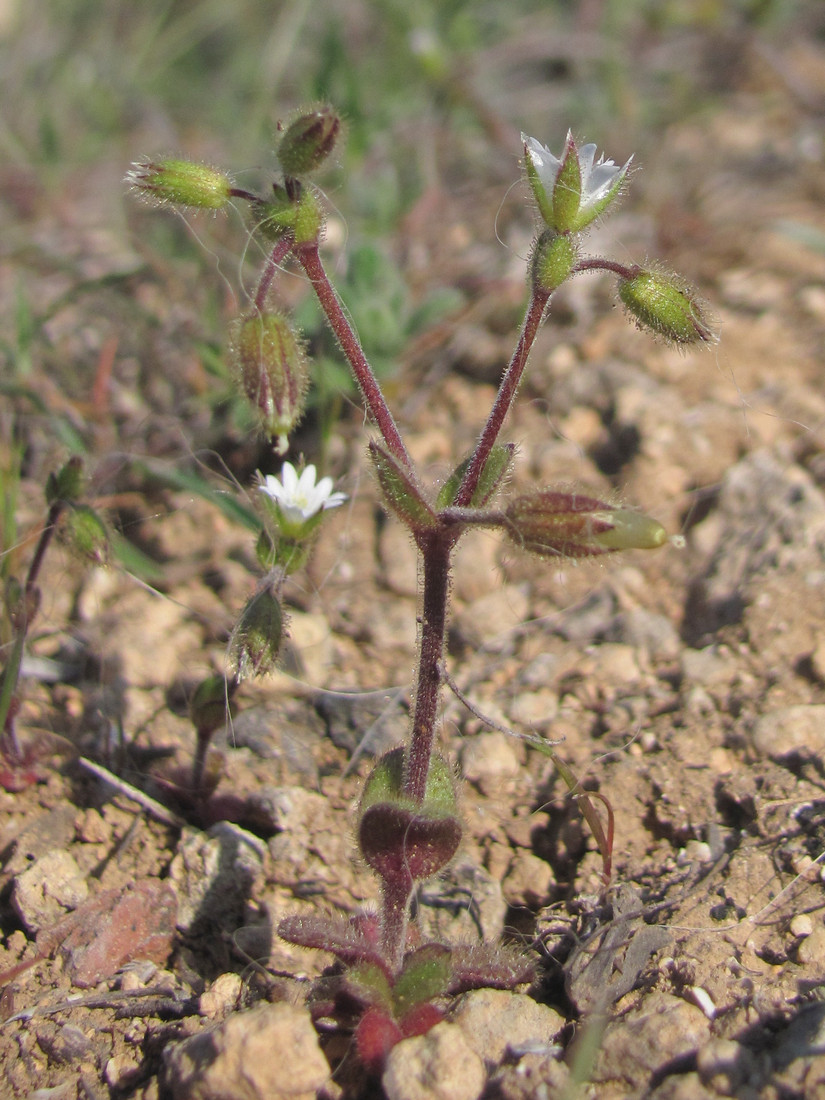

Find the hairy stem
[[254, 234, 295, 312], [404, 533, 455, 805], [295, 243, 411, 467], [453, 288, 550, 508]]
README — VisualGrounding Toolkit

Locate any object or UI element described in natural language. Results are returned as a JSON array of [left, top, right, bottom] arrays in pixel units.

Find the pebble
[[165, 1002, 329, 1100], [452, 989, 564, 1065], [594, 993, 710, 1088], [11, 850, 88, 933], [751, 704, 825, 759], [789, 914, 814, 938], [696, 1038, 755, 1096], [382, 1022, 485, 1100], [604, 608, 680, 661], [461, 732, 521, 787], [36, 881, 177, 988], [455, 585, 530, 652], [199, 973, 244, 1018], [169, 823, 266, 933]]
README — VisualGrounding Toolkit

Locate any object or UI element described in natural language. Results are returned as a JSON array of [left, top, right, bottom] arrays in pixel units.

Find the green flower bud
[[45, 456, 84, 505], [229, 577, 284, 680], [61, 504, 109, 564], [505, 490, 669, 559], [126, 158, 233, 210], [189, 674, 236, 738], [530, 230, 577, 294], [249, 189, 299, 240], [278, 107, 341, 177], [619, 268, 718, 346], [231, 311, 309, 454]]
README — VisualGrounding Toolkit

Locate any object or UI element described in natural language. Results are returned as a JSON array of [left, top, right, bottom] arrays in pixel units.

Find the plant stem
[[404, 532, 456, 805], [572, 257, 640, 280], [294, 243, 412, 467], [453, 288, 550, 508], [0, 501, 63, 758], [254, 234, 295, 312]]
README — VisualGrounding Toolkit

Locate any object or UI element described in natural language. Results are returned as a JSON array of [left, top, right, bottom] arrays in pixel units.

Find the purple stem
[[254, 234, 295, 313], [403, 532, 455, 805], [573, 257, 640, 280], [452, 288, 550, 508], [295, 243, 411, 467]]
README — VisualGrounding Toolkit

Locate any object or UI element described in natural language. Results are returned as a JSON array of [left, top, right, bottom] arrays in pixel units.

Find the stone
[[165, 1002, 329, 1100], [11, 850, 88, 933], [382, 1022, 485, 1100], [751, 705, 825, 759], [452, 989, 564, 1065]]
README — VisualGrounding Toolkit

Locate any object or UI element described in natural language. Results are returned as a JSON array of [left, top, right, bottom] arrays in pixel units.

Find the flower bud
[[60, 504, 109, 564], [189, 674, 236, 738], [618, 268, 718, 346], [230, 311, 308, 454], [126, 158, 233, 210], [505, 490, 668, 559], [530, 230, 577, 294], [229, 576, 284, 680], [278, 107, 341, 176], [45, 456, 84, 505]]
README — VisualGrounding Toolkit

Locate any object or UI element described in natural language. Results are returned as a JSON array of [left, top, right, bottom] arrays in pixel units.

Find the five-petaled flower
[[523, 131, 632, 234], [259, 462, 346, 533]]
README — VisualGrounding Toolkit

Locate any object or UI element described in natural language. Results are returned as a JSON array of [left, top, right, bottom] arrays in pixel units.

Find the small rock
[[789, 914, 814, 938], [36, 880, 177, 988], [12, 850, 88, 933], [751, 705, 825, 759], [4, 804, 77, 874], [461, 732, 521, 788], [604, 608, 680, 661], [382, 1022, 485, 1100], [455, 585, 530, 651], [105, 1053, 143, 1089], [508, 689, 558, 728], [417, 860, 507, 944], [594, 993, 710, 1089], [696, 1037, 755, 1096], [165, 1002, 329, 1100], [501, 850, 554, 909], [170, 823, 266, 933], [681, 646, 734, 688], [796, 923, 825, 967], [554, 587, 616, 644], [452, 989, 564, 1065], [199, 973, 244, 1018]]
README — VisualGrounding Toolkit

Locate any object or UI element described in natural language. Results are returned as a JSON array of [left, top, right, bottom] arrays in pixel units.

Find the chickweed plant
[[127, 108, 715, 1075]]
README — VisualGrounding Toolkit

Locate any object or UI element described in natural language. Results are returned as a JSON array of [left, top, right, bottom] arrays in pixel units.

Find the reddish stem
[[572, 257, 640, 280], [403, 533, 455, 805], [254, 234, 295, 312], [294, 243, 411, 467], [453, 288, 550, 508]]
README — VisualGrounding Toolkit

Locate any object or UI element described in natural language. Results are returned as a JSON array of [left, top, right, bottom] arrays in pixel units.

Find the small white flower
[[522, 131, 632, 232], [259, 462, 347, 525]]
